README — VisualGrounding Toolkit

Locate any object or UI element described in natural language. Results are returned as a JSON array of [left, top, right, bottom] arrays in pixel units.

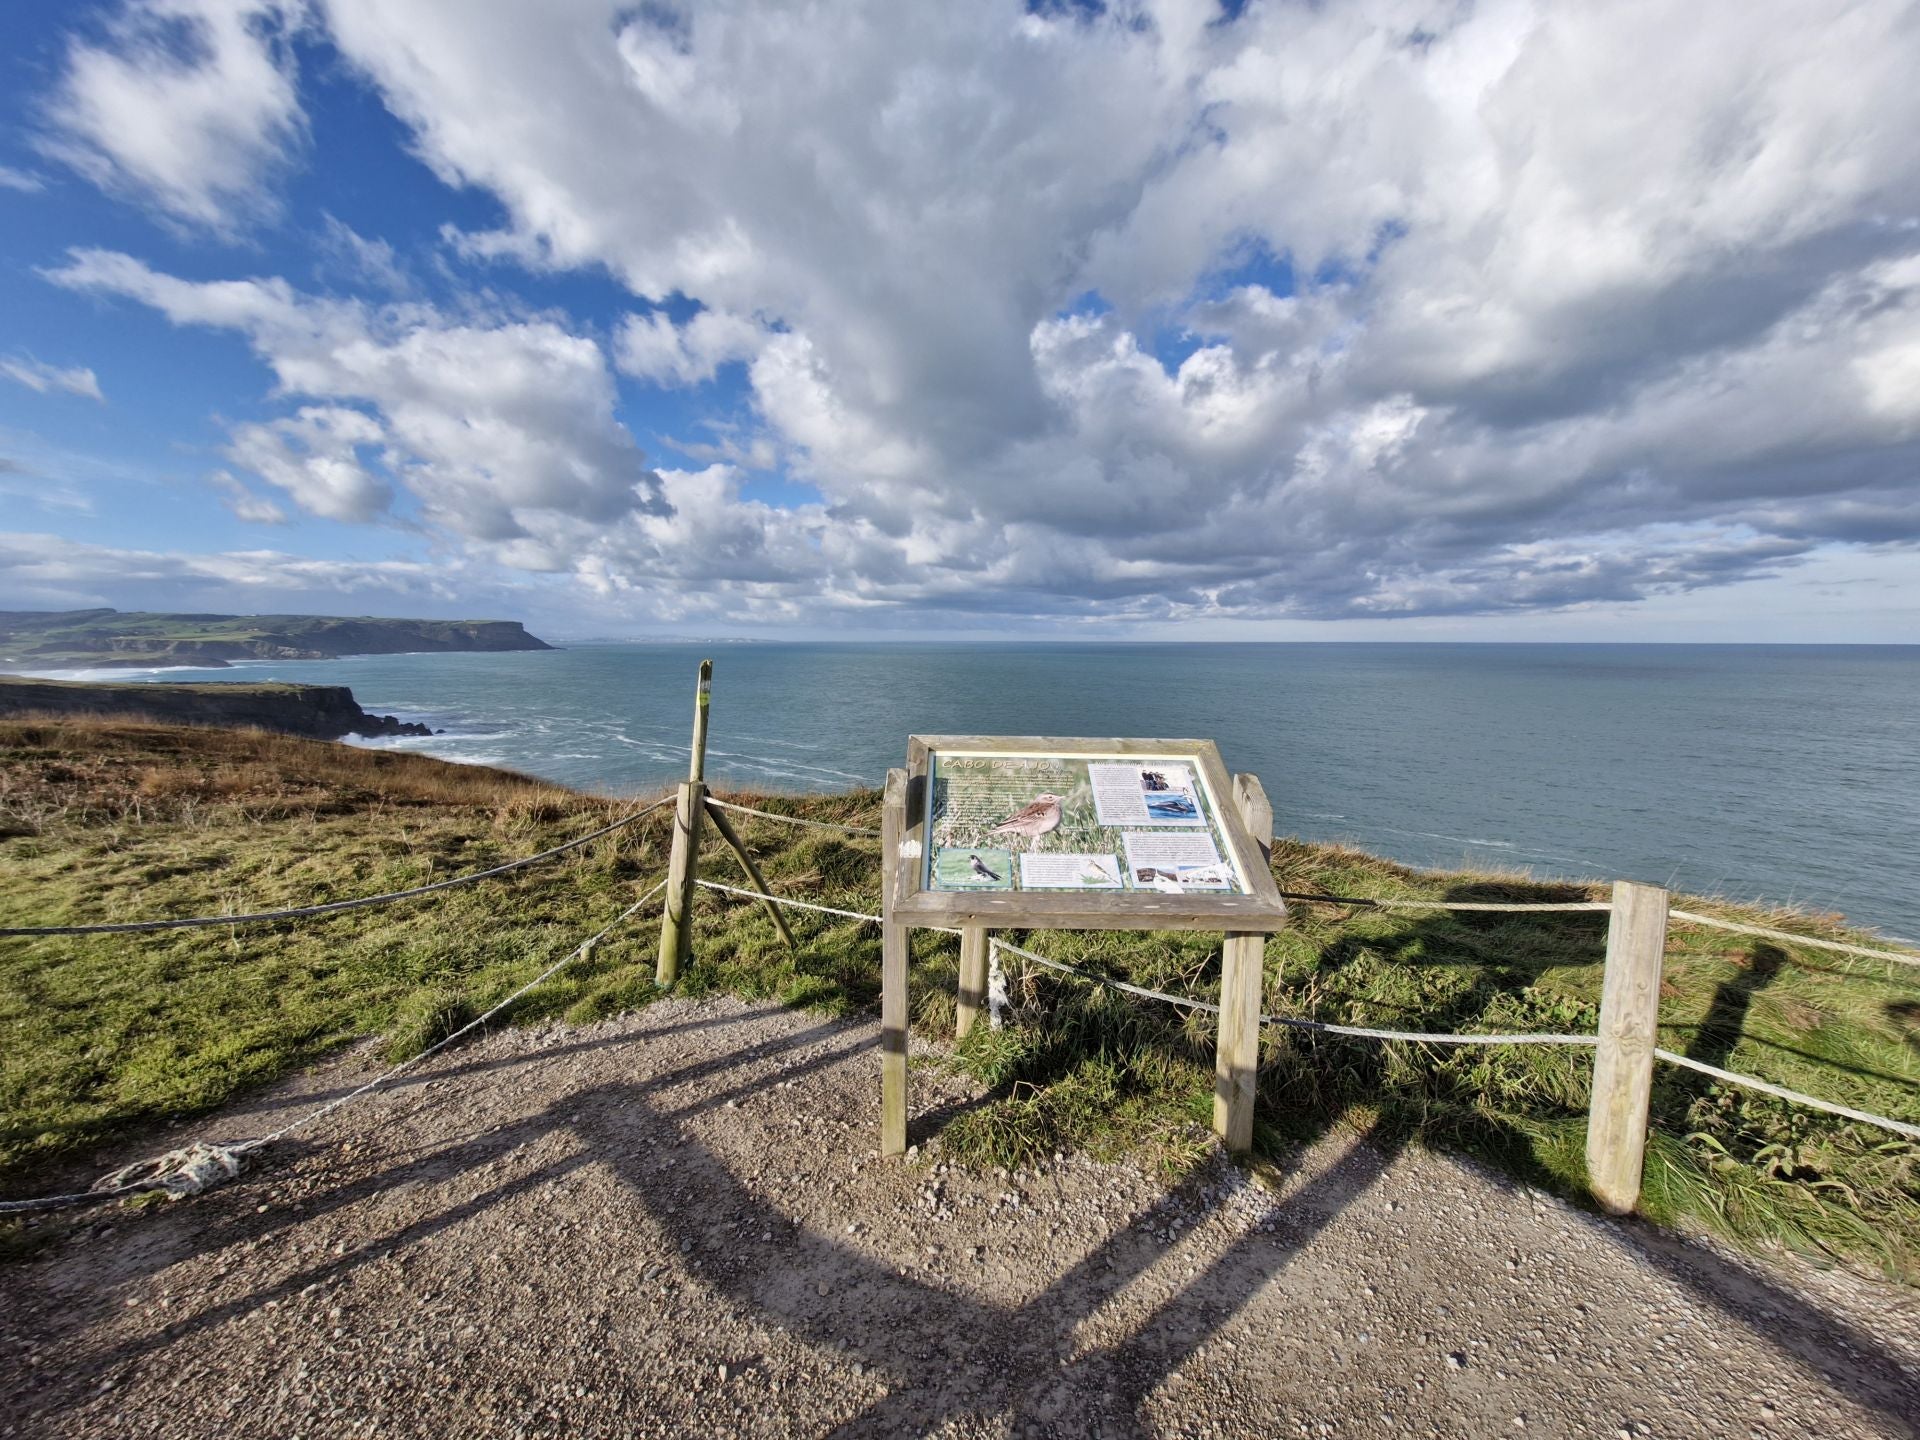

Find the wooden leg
[[1586, 881, 1670, 1214], [880, 766, 909, 1157], [703, 799, 797, 949], [656, 780, 704, 986], [1213, 932, 1264, 1153], [956, 925, 989, 1039]]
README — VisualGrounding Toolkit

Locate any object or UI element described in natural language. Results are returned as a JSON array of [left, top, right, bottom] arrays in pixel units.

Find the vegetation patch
[[3, 718, 1915, 1282]]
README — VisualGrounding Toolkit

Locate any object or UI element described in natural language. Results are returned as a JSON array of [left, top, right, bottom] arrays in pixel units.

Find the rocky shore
[[0, 675, 434, 742]]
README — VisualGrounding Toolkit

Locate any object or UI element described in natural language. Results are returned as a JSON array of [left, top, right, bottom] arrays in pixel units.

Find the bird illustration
[[968, 853, 1002, 883], [989, 793, 1065, 849]]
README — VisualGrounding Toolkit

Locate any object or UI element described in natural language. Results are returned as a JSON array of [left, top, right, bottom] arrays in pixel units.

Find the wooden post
[[656, 661, 714, 986], [703, 798, 797, 949], [956, 925, 990, 1039], [1214, 774, 1276, 1153], [1586, 880, 1670, 1214], [880, 767, 910, 1157]]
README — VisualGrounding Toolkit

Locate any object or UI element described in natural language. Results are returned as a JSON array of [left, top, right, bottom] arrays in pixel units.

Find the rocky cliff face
[[0, 677, 434, 741]]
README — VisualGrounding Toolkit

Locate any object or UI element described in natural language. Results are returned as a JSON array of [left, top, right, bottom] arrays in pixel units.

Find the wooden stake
[[703, 798, 796, 949], [1214, 774, 1276, 1153], [656, 780, 704, 986], [956, 925, 990, 1039], [688, 658, 713, 783], [880, 766, 909, 1157], [656, 661, 714, 986], [1586, 880, 1670, 1214]]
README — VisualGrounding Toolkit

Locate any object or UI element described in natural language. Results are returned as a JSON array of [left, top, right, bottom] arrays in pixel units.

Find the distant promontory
[[0, 609, 554, 670]]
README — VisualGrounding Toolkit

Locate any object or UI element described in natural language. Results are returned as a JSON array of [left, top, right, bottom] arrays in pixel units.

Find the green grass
[[3, 718, 1917, 1282]]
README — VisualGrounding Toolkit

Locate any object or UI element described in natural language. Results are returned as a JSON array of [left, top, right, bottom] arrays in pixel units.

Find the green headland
[[1, 718, 1915, 1278], [0, 608, 553, 670]]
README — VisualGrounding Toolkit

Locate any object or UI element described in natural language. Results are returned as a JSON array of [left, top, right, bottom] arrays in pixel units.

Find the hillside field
[[1, 718, 1915, 1278]]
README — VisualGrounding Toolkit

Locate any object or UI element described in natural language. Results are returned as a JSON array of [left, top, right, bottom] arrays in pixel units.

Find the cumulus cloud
[[0, 356, 104, 402], [38, 0, 306, 231], [32, 0, 1920, 626], [44, 248, 667, 539]]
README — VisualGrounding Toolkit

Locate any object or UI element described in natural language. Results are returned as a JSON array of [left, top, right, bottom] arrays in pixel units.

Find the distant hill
[[0, 609, 554, 669]]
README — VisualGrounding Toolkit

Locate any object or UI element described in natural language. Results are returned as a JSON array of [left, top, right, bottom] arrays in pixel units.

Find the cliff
[[0, 609, 554, 669], [0, 675, 434, 741]]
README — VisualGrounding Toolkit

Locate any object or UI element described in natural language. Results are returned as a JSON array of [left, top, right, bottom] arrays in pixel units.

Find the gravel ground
[[3, 996, 1917, 1439]]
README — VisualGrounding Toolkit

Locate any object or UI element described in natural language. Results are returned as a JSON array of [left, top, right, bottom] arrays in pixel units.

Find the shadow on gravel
[[17, 1003, 1920, 1437]]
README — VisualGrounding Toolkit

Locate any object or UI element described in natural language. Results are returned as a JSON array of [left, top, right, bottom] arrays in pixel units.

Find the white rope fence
[[988, 937, 1920, 1140], [705, 798, 881, 838], [990, 938, 1600, 1047], [1279, 891, 1611, 913], [1654, 1049, 1920, 1142], [0, 796, 673, 937], [0, 877, 668, 1215], [694, 879, 964, 936], [1667, 909, 1920, 969]]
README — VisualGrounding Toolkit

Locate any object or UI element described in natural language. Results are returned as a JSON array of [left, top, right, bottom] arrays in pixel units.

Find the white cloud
[[28, 0, 1920, 628], [0, 165, 45, 193], [45, 249, 667, 541], [209, 472, 289, 523], [0, 356, 105, 402], [0, 530, 445, 611], [614, 309, 768, 387], [38, 0, 306, 231]]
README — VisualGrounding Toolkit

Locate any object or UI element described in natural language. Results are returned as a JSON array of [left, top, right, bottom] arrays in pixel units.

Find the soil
[[3, 996, 1917, 1438]]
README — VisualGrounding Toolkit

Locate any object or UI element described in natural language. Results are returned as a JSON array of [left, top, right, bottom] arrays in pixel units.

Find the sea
[[36, 642, 1920, 941]]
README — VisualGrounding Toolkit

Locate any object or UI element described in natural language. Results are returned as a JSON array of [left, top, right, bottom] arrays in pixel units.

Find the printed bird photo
[[989, 793, 1065, 849]]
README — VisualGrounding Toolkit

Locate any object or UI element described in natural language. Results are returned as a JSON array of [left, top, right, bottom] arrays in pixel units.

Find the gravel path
[[3, 996, 1917, 1438]]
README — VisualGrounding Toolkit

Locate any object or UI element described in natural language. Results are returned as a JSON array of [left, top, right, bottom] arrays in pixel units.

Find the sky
[[1, 0, 1917, 643]]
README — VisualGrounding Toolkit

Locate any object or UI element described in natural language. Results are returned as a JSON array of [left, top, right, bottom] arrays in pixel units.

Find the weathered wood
[[655, 779, 705, 986], [1213, 933, 1265, 1152], [702, 798, 796, 949], [894, 736, 1286, 932], [956, 925, 990, 1039], [880, 767, 910, 1157], [1213, 776, 1276, 1152], [1231, 773, 1273, 867], [688, 658, 713, 783], [1586, 880, 1670, 1214]]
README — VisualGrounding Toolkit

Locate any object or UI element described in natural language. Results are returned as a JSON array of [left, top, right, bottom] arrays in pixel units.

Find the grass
[[3, 718, 1917, 1283]]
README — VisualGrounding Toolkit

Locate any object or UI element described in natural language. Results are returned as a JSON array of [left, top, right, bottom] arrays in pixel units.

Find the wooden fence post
[[956, 925, 990, 1040], [1586, 880, 1670, 1214], [1214, 773, 1275, 1153], [880, 767, 910, 1156], [656, 660, 714, 986]]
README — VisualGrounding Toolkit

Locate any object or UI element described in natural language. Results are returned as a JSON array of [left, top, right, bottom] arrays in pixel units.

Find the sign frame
[[890, 735, 1290, 933]]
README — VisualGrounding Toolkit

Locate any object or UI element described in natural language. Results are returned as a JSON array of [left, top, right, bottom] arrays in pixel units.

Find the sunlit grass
[[3, 717, 1916, 1281]]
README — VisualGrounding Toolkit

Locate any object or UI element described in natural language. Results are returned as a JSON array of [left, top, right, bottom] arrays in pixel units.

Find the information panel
[[924, 750, 1250, 896]]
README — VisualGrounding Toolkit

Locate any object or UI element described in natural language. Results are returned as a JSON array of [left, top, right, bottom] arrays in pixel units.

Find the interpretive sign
[[923, 752, 1246, 895], [879, 735, 1288, 1160], [888, 736, 1288, 933]]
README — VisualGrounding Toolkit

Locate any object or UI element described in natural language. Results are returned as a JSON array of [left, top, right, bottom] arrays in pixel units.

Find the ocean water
[[43, 642, 1920, 939]]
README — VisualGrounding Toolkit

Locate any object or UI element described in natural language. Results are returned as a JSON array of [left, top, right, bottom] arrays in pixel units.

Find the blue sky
[[2, 0, 1917, 641]]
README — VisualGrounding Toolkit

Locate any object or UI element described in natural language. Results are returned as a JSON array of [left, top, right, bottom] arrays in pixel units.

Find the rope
[[1654, 1049, 1920, 1141], [989, 939, 1597, 1047], [705, 799, 881, 837], [0, 878, 667, 1215], [1277, 890, 1610, 913], [695, 879, 884, 926], [0, 797, 672, 937], [693, 880, 963, 936], [1668, 910, 1920, 969]]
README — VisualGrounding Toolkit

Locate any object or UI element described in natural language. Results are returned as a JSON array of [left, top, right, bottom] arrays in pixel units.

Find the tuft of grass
[[383, 987, 479, 1063], [3, 720, 1917, 1283]]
